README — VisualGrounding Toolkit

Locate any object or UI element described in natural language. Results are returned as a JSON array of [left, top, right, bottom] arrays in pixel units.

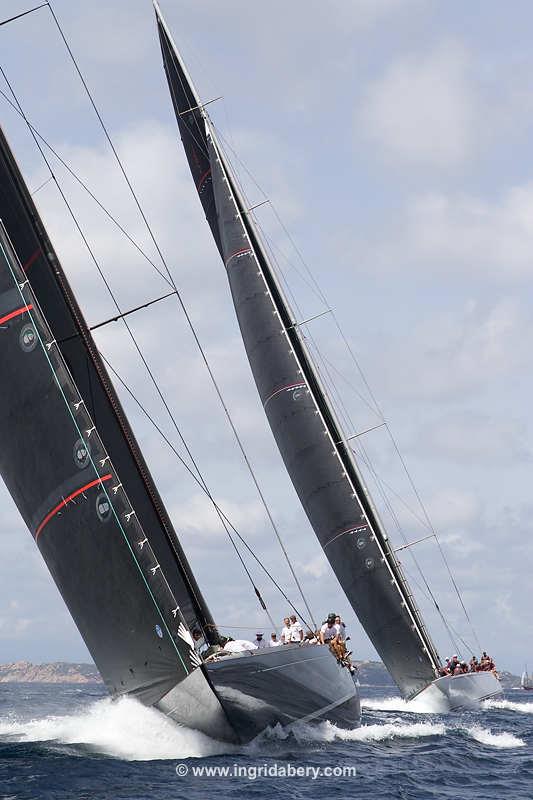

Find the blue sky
[[0, 0, 532, 674]]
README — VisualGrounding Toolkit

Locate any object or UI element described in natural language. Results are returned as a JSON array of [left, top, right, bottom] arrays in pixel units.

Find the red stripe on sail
[[196, 168, 211, 190], [263, 381, 306, 407], [225, 247, 252, 268], [35, 474, 113, 541], [0, 304, 34, 326], [22, 248, 42, 272]]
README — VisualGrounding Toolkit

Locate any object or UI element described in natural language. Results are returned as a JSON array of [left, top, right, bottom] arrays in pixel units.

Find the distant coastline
[[0, 659, 521, 688], [0, 661, 102, 684]]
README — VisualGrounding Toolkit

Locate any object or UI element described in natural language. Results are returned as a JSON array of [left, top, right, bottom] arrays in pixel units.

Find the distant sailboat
[[521, 667, 533, 690], [154, 0, 502, 712]]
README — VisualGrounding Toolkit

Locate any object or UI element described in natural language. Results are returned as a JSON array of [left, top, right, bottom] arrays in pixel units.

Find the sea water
[[0, 683, 531, 798]]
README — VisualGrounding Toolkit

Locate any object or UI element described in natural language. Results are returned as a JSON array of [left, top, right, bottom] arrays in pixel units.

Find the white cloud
[[374, 298, 532, 403], [412, 411, 532, 465], [400, 184, 533, 279], [171, 493, 266, 543], [300, 553, 329, 580], [357, 41, 477, 166]]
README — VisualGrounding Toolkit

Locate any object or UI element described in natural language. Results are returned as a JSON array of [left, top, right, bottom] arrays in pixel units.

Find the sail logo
[[95, 492, 112, 523], [73, 438, 91, 469], [19, 324, 37, 353]]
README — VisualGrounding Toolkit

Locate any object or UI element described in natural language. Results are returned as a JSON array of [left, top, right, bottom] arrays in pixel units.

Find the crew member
[[320, 613, 339, 644], [289, 614, 303, 643], [335, 615, 346, 642], [281, 617, 291, 644]]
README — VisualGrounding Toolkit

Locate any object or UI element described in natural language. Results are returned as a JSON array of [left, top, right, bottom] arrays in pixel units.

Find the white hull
[[415, 671, 503, 711]]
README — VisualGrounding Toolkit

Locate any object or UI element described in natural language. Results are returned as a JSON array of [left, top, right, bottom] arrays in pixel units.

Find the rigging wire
[[212, 121, 483, 655], [1, 0, 481, 658], [0, 73, 312, 633], [0, 64, 284, 632], [44, 1, 317, 632], [0, 4, 48, 28], [0, 88, 173, 288], [100, 350, 312, 628], [160, 35, 318, 631], [3, 3, 474, 649], [403, 566, 475, 658]]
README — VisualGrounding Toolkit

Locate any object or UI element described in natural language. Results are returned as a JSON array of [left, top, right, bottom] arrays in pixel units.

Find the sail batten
[[156, 7, 441, 696]]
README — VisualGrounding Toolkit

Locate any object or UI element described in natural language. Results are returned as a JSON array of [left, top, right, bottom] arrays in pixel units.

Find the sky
[[0, 0, 532, 675]]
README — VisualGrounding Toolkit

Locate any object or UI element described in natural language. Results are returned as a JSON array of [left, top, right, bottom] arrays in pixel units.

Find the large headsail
[[155, 4, 441, 697], [0, 124, 218, 701]]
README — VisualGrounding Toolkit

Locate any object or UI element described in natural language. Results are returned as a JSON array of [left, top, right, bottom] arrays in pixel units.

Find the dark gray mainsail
[[155, 3, 441, 697], [0, 123, 219, 704]]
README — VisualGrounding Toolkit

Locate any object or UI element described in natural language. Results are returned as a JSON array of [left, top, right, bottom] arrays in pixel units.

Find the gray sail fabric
[[0, 126, 217, 699], [206, 136, 436, 697], [155, 11, 440, 698]]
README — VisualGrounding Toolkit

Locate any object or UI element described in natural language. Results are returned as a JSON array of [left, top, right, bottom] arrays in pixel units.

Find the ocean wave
[[465, 725, 526, 749], [361, 695, 445, 714], [0, 695, 526, 760], [483, 699, 533, 714], [298, 719, 447, 743], [0, 696, 232, 761]]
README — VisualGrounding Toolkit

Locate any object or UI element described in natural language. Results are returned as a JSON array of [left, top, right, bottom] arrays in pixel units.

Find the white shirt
[[223, 639, 257, 653], [254, 638, 268, 649], [269, 638, 282, 647], [281, 625, 291, 643], [320, 623, 339, 641], [336, 622, 346, 641], [289, 621, 303, 642]]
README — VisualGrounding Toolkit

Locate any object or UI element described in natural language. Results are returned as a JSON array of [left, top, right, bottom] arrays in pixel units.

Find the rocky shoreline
[[0, 659, 520, 688], [0, 661, 102, 684]]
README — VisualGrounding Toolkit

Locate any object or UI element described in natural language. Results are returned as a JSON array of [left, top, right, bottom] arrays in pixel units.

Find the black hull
[[156, 644, 360, 743]]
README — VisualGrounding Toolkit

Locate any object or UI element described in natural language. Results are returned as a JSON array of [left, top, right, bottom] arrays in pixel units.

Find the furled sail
[[155, 5, 441, 697], [0, 124, 218, 703]]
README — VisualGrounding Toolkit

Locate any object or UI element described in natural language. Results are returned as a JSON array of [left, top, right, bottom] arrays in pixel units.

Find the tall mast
[[155, 3, 441, 696]]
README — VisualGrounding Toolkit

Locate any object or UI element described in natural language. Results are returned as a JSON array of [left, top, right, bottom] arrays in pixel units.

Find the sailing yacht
[[153, 1, 503, 714], [521, 668, 532, 690]]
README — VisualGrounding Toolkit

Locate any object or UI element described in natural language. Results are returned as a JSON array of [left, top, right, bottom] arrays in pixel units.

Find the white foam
[[0, 694, 526, 759], [483, 699, 533, 714], [0, 696, 232, 761], [291, 719, 446, 744], [465, 725, 526, 749], [361, 695, 443, 714]]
